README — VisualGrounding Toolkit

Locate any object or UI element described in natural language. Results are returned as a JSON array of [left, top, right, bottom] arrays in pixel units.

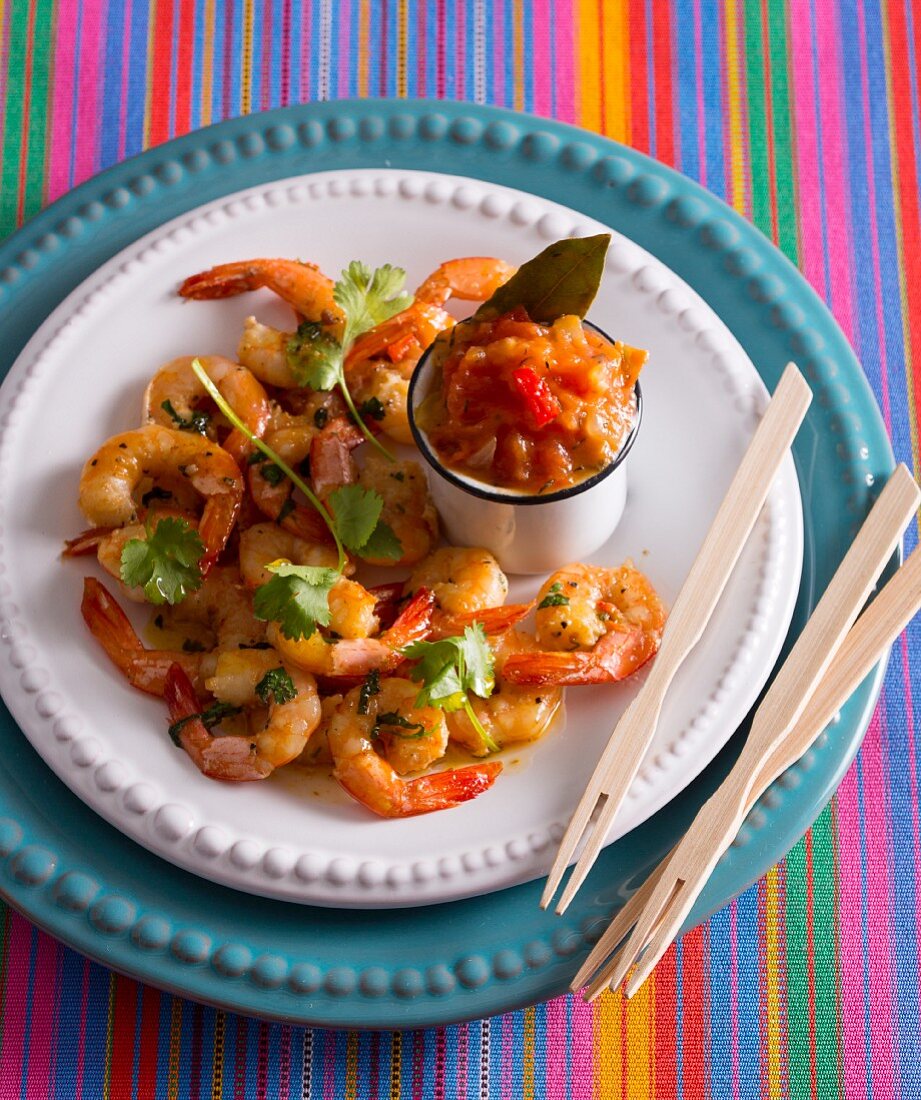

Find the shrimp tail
[[82, 578, 202, 696], [63, 527, 110, 557], [164, 664, 271, 781], [501, 628, 657, 686], [433, 602, 534, 640], [339, 761, 503, 818], [383, 587, 436, 649], [178, 262, 274, 300], [368, 582, 405, 630]]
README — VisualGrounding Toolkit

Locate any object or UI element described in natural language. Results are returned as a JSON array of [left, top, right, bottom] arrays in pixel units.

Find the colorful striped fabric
[[0, 0, 919, 1095]]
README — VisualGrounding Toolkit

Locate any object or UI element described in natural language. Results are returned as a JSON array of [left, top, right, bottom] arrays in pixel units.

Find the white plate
[[0, 170, 802, 907]]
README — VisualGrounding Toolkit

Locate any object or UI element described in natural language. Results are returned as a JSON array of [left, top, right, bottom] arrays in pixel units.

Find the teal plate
[[0, 100, 894, 1028]]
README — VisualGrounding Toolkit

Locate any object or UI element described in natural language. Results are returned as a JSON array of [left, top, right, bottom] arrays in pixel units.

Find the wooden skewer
[[542, 363, 813, 914], [577, 465, 921, 1000]]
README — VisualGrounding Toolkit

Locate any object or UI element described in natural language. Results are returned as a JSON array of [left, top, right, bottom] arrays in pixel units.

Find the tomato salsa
[[418, 307, 647, 494]]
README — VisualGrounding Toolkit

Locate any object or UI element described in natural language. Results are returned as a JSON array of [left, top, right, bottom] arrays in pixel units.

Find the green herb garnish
[[475, 235, 611, 323], [402, 625, 499, 753], [120, 516, 204, 606], [371, 712, 427, 740], [260, 463, 285, 486], [358, 396, 386, 421], [358, 669, 381, 715], [255, 666, 298, 707], [161, 399, 211, 435], [252, 562, 339, 641], [537, 582, 570, 610], [168, 701, 243, 745], [288, 262, 413, 461]]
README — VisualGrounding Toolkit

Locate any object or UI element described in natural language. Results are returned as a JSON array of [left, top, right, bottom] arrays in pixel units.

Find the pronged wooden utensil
[[575, 464, 920, 1000], [542, 363, 813, 914]]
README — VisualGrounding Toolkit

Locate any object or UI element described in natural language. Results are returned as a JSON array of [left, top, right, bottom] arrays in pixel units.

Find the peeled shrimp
[[326, 680, 501, 817], [144, 355, 271, 466], [344, 302, 453, 445], [405, 547, 508, 615], [365, 678, 449, 775], [238, 523, 342, 587], [447, 630, 563, 756], [179, 259, 344, 332], [414, 257, 516, 308], [157, 565, 267, 649], [237, 317, 304, 390], [78, 425, 243, 573], [502, 562, 667, 685], [165, 661, 322, 781], [268, 588, 435, 680], [354, 453, 438, 567]]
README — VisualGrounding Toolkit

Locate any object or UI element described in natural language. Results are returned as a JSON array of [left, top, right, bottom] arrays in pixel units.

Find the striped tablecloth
[[1, 1, 919, 1096]]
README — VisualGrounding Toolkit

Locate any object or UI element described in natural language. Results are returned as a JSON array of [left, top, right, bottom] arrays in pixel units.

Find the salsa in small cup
[[409, 308, 646, 574], [414, 307, 646, 494]]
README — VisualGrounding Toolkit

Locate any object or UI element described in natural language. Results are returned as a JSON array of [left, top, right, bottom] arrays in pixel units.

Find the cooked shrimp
[[326, 680, 501, 817], [366, 678, 449, 775], [414, 258, 516, 308], [179, 259, 344, 332], [268, 588, 435, 680], [404, 547, 509, 616], [64, 509, 200, 603], [344, 302, 453, 445], [157, 565, 267, 649], [78, 425, 243, 572], [447, 631, 563, 756], [502, 562, 667, 685], [237, 317, 303, 389], [81, 577, 205, 696], [165, 662, 322, 781], [354, 453, 438, 567], [238, 523, 342, 587], [144, 356, 271, 466], [246, 417, 361, 542]]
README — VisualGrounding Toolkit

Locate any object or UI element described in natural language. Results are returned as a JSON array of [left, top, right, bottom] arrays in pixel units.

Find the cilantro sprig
[[191, 359, 402, 642], [402, 625, 500, 753], [168, 700, 242, 745], [253, 562, 339, 641], [287, 262, 413, 461], [120, 516, 205, 605], [372, 712, 427, 740], [192, 360, 402, 574]]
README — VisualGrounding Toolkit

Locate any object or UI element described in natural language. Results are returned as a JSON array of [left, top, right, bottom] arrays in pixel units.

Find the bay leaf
[[474, 234, 611, 323]]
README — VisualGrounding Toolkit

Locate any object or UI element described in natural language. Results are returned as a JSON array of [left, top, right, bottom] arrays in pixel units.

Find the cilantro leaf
[[359, 520, 402, 562], [334, 262, 414, 343], [327, 485, 383, 551], [326, 485, 403, 561], [286, 320, 342, 390], [256, 666, 298, 706], [402, 625, 499, 752], [252, 561, 339, 641], [120, 517, 204, 606], [538, 581, 570, 610]]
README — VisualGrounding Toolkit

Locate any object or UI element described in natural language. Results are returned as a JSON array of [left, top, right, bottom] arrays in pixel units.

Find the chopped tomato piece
[[511, 367, 560, 428]]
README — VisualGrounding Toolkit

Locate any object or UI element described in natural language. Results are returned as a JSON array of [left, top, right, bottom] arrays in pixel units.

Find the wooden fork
[[541, 363, 813, 914], [574, 465, 921, 1000]]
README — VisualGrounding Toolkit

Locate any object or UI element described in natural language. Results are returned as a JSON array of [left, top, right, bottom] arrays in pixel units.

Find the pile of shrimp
[[64, 256, 667, 818]]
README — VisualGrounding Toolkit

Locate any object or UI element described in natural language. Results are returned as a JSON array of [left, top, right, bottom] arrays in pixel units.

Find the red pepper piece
[[511, 366, 560, 428]]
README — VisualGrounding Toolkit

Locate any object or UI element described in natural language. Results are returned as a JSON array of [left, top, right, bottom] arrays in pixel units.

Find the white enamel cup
[[407, 321, 643, 575]]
